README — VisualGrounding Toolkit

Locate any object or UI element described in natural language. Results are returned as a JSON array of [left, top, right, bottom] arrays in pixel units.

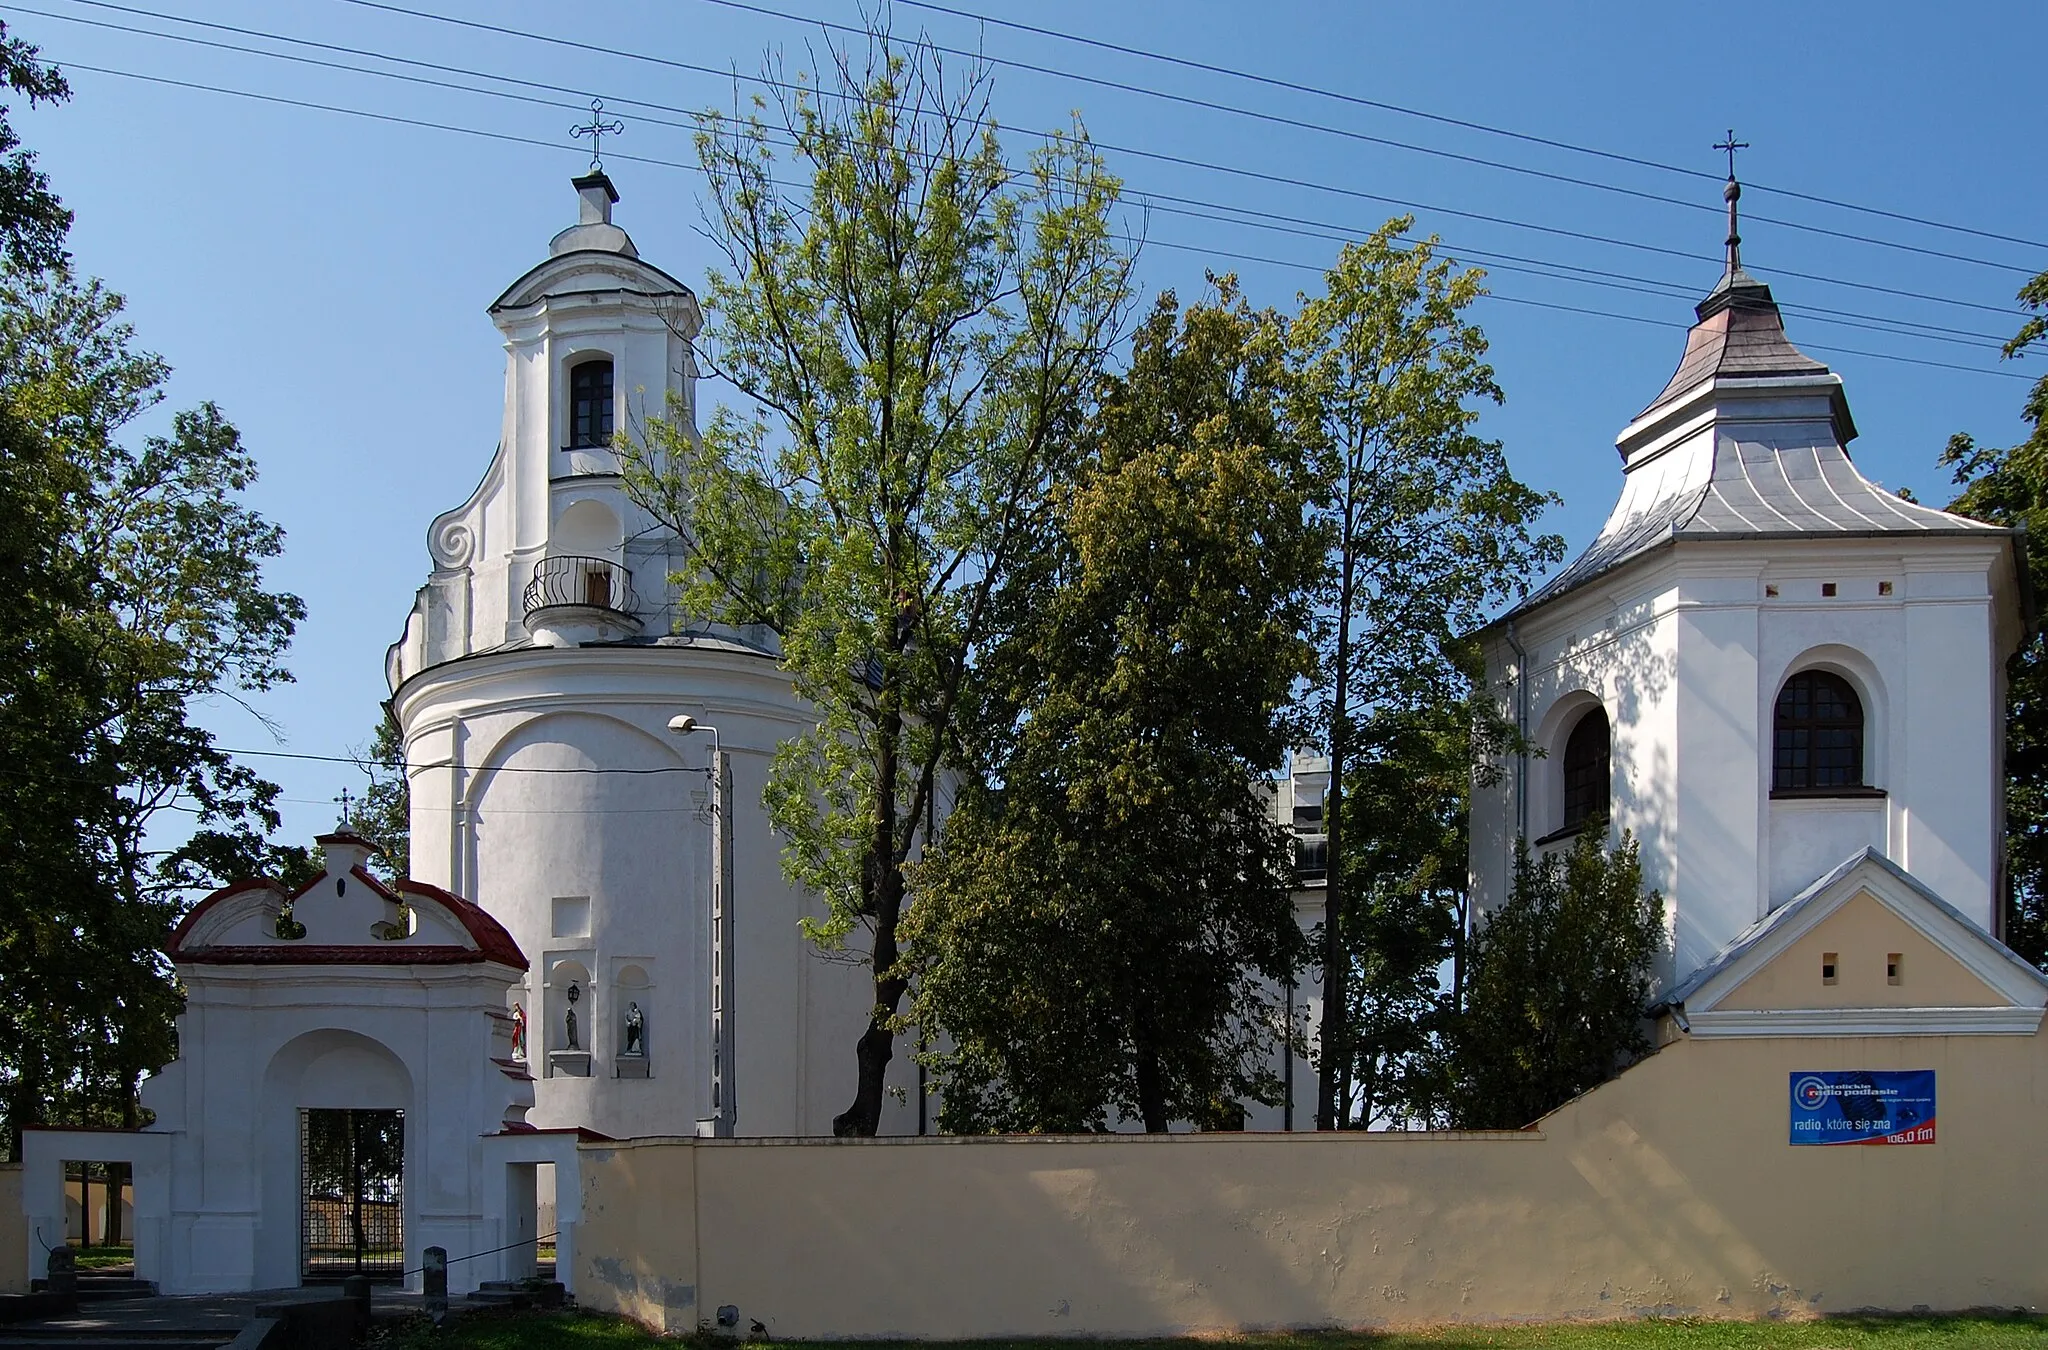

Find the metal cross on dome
[[572, 98, 625, 173], [1714, 128, 1750, 182]]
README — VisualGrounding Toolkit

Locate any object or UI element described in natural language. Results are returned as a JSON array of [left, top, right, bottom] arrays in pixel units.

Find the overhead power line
[[684, 0, 2042, 275], [886, 0, 2048, 255], [23, 0, 2031, 325], [1137, 240, 2028, 381], [223, 744, 711, 777], [331, 0, 2035, 275], [15, 0, 2020, 347], [36, 57, 2031, 382]]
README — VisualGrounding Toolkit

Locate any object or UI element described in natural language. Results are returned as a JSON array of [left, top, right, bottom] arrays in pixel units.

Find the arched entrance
[[261, 1029, 413, 1287], [300, 1107, 405, 1281]]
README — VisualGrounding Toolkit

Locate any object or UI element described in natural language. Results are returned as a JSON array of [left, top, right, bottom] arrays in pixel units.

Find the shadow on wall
[[1524, 606, 1682, 984]]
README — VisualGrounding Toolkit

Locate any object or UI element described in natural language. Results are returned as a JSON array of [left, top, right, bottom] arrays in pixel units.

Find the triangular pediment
[[1666, 849, 2048, 1037]]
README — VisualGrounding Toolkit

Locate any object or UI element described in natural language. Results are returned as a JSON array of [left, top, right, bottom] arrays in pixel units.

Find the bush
[[1446, 830, 1662, 1129]]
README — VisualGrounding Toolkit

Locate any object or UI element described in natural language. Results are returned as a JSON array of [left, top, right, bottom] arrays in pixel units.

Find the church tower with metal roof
[[1470, 169, 2028, 988]]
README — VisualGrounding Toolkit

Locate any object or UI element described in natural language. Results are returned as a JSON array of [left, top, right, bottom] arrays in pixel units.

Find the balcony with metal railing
[[522, 555, 642, 645]]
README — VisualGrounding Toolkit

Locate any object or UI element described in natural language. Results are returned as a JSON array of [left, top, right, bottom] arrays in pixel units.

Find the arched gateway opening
[[260, 1027, 415, 1286], [300, 1109, 405, 1281]]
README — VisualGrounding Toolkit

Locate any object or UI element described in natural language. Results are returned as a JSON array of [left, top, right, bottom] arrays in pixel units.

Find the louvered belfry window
[[1561, 707, 1611, 832], [1774, 670, 1864, 791], [569, 359, 614, 448]]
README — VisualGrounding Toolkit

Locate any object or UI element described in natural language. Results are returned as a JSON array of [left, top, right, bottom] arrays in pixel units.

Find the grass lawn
[[73, 1245, 134, 1270], [373, 1310, 2048, 1350]]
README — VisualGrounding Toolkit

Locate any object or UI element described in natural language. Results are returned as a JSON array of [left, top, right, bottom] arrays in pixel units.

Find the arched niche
[[464, 710, 690, 912], [545, 957, 593, 1058], [615, 962, 653, 1071], [552, 497, 623, 561]]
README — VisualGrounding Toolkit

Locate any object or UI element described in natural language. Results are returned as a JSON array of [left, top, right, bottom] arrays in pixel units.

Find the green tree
[[622, 29, 1133, 1134], [0, 37, 303, 1151], [0, 18, 102, 1159], [348, 707, 410, 881], [1289, 219, 1563, 1129], [906, 284, 1318, 1133], [0, 19, 68, 269], [1942, 264, 2048, 967], [1331, 670, 1508, 1128], [1444, 833, 1662, 1130]]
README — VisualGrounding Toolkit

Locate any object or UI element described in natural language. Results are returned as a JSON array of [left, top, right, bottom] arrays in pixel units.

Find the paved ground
[[2, 1285, 422, 1336]]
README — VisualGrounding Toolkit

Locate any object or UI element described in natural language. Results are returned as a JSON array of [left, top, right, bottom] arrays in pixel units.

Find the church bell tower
[[385, 171, 919, 1141]]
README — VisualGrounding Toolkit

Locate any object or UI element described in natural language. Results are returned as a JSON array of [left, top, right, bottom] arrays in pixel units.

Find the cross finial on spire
[[1714, 128, 1749, 181], [336, 787, 356, 830], [1712, 128, 1750, 275], [572, 98, 625, 173]]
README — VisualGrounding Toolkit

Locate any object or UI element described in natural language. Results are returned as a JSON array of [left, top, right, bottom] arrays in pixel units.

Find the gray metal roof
[[1635, 271, 1831, 424], [1498, 271, 2004, 626]]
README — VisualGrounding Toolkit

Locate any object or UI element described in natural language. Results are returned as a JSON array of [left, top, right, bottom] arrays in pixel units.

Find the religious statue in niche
[[565, 981, 581, 1051], [510, 1003, 527, 1060], [623, 1002, 645, 1056]]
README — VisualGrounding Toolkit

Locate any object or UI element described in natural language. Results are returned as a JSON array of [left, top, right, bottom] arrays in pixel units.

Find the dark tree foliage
[[624, 25, 1132, 1135], [0, 37, 303, 1154], [907, 284, 1318, 1133], [1943, 265, 2048, 969], [1444, 832, 1662, 1131], [1329, 656, 1519, 1128]]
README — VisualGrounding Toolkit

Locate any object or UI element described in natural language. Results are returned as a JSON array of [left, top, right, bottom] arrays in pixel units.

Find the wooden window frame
[[568, 359, 615, 449], [1771, 669, 1869, 796]]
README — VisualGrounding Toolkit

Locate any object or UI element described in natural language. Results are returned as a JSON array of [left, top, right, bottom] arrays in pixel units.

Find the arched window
[[1560, 707, 1611, 833], [1774, 670, 1864, 792], [568, 359, 614, 448]]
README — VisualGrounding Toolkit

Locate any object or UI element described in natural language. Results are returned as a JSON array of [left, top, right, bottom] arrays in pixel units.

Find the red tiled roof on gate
[[169, 866, 527, 972]]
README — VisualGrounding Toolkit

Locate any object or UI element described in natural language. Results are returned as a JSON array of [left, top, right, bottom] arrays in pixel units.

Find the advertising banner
[[1789, 1070, 1936, 1145]]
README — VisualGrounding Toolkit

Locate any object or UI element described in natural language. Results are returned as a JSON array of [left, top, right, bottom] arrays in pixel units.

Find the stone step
[[463, 1280, 565, 1311]]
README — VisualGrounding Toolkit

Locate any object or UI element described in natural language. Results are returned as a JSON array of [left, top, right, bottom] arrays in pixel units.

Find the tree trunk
[[1134, 1045, 1169, 1134], [834, 621, 912, 1138], [106, 1164, 125, 1248], [1316, 535, 1359, 1130], [349, 1113, 366, 1272]]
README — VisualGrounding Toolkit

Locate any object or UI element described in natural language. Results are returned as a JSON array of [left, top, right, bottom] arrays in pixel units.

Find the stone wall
[[0, 1166, 23, 1295], [575, 1027, 2046, 1336]]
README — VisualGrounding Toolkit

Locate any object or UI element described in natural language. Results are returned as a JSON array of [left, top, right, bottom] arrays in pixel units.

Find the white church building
[[1466, 178, 2027, 981], [382, 170, 919, 1145], [13, 167, 2036, 1303]]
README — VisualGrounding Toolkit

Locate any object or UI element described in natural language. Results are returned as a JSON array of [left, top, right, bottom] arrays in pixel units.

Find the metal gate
[[300, 1108, 405, 1282]]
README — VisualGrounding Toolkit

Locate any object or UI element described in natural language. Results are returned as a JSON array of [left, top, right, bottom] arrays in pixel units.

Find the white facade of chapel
[[1468, 205, 2027, 988]]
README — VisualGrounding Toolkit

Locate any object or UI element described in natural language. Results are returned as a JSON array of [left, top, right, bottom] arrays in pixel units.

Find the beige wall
[[1720, 891, 2002, 1010], [0, 1165, 23, 1295], [577, 1027, 2048, 1336]]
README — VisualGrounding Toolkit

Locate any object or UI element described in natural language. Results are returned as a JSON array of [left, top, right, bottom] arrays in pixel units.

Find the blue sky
[[6, 0, 2044, 854]]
